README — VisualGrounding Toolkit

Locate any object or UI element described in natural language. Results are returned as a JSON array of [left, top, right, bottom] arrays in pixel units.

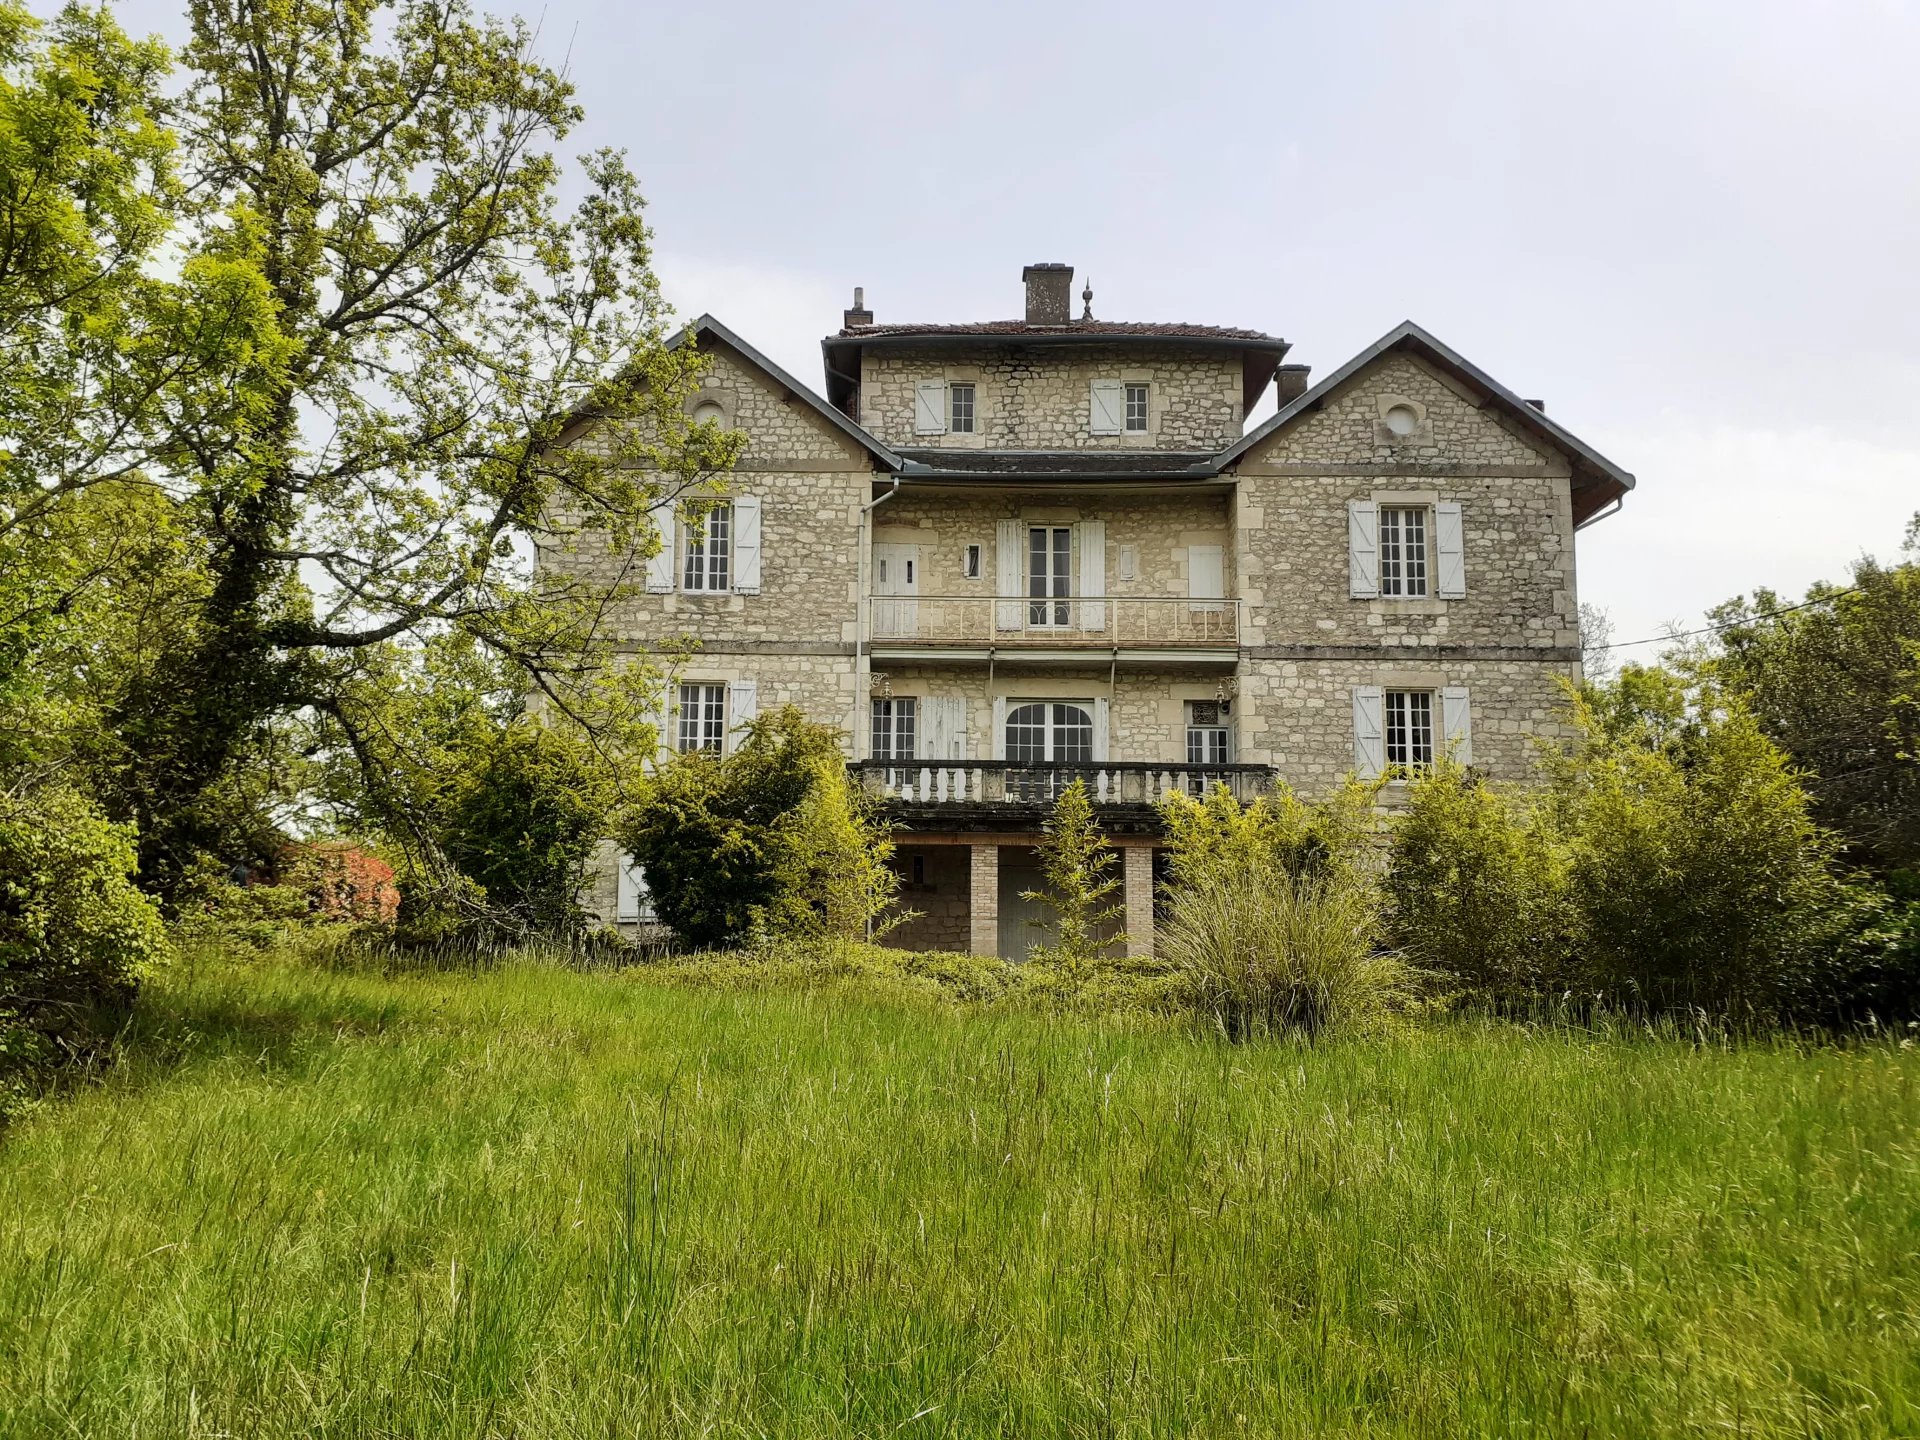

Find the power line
[[1589, 587, 1860, 653]]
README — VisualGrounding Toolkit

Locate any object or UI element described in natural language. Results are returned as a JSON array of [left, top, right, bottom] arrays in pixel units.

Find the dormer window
[[1124, 383, 1149, 432]]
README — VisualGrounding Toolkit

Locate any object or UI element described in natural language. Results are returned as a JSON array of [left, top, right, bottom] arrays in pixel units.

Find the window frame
[[1004, 700, 1095, 765], [948, 382, 976, 435], [1383, 688, 1435, 775], [677, 681, 727, 753], [870, 696, 918, 763], [963, 543, 982, 580], [1377, 504, 1429, 599], [1026, 525, 1073, 629], [681, 501, 732, 593], [1123, 382, 1149, 433]]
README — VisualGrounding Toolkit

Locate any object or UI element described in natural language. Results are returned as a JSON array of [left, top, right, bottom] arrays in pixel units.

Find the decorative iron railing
[[852, 760, 1276, 807], [866, 595, 1240, 647]]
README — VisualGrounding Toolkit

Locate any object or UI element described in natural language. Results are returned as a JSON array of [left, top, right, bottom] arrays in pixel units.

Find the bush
[[1385, 765, 1575, 1003], [0, 788, 169, 1108], [1157, 783, 1413, 1038], [619, 707, 900, 949]]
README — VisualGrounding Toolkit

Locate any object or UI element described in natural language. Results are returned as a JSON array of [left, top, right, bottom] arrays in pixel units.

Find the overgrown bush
[[619, 707, 900, 948], [1157, 783, 1412, 1039], [1023, 780, 1123, 974], [0, 787, 169, 1109]]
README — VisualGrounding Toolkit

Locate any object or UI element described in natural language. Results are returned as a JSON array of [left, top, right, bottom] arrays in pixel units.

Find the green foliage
[[620, 707, 899, 949], [0, 785, 167, 1109], [1022, 779, 1122, 972], [1158, 783, 1412, 1038]]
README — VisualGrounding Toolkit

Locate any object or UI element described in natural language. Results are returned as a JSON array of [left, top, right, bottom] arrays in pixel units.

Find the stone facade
[[858, 344, 1245, 451]]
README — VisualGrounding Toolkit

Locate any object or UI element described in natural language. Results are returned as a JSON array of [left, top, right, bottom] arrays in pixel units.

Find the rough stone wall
[[1234, 352, 1579, 652], [859, 344, 1244, 451], [886, 845, 972, 952], [874, 490, 1232, 604]]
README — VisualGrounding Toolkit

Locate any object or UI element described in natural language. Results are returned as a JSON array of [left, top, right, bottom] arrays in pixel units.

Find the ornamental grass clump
[[1157, 781, 1410, 1039]]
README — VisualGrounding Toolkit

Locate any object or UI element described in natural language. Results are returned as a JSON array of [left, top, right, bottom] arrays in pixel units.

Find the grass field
[[0, 951, 1915, 1438]]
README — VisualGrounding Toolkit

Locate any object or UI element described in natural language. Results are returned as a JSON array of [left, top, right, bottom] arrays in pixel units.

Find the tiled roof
[[837, 319, 1284, 344], [898, 448, 1220, 479]]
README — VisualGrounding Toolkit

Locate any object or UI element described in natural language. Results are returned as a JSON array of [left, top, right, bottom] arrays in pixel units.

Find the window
[[683, 503, 731, 592], [870, 697, 917, 762], [1378, 505, 1428, 599], [1005, 702, 1094, 799], [677, 682, 726, 753], [963, 543, 982, 580], [1185, 700, 1232, 766], [1384, 689, 1435, 774], [949, 382, 976, 434], [1124, 383, 1149, 432], [1027, 526, 1072, 627]]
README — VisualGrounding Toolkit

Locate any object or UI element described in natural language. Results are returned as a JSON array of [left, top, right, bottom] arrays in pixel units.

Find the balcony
[[853, 759, 1277, 830], [866, 595, 1241, 658]]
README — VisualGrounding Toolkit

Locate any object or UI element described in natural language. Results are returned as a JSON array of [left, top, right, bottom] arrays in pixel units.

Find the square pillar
[[969, 844, 1000, 957], [1124, 845, 1155, 960]]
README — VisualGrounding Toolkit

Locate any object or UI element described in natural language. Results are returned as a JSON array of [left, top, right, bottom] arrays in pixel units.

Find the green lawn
[[1, 953, 1916, 1438]]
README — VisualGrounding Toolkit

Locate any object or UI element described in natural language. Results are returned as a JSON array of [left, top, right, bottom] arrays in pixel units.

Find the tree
[[1023, 780, 1123, 971]]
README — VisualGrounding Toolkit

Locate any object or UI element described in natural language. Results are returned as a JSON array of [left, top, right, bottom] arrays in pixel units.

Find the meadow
[[0, 949, 1915, 1438]]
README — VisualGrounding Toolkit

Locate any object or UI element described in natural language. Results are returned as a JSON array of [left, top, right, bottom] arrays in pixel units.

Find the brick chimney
[[842, 286, 873, 329], [1022, 263, 1073, 326]]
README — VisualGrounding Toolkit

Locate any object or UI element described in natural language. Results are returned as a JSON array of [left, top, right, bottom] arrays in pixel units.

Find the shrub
[[0, 787, 169, 1108], [1023, 780, 1123, 973], [1384, 764, 1575, 1003], [1157, 783, 1413, 1038], [620, 707, 899, 949]]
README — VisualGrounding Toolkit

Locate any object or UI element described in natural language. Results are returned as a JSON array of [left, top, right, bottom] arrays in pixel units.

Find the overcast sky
[[119, 0, 1920, 650]]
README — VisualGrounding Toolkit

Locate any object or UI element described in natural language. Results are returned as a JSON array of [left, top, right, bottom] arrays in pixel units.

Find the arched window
[[1005, 702, 1093, 764]]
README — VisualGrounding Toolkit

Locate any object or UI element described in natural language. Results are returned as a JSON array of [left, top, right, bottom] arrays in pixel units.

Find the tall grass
[[0, 950, 1914, 1437]]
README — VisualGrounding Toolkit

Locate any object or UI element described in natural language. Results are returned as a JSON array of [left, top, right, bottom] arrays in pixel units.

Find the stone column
[[1124, 845, 1155, 960], [969, 844, 1000, 957]]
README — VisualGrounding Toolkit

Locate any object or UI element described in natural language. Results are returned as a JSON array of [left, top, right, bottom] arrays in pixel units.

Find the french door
[[1027, 526, 1072, 628], [1005, 701, 1093, 800]]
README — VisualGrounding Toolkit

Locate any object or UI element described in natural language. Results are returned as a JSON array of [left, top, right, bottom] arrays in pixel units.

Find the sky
[[115, 0, 1920, 651]]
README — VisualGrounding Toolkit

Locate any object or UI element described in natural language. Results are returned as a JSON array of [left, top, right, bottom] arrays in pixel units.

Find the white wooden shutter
[[1078, 520, 1106, 631], [732, 495, 762, 594], [1435, 501, 1465, 599], [914, 381, 947, 434], [1089, 380, 1125, 435], [645, 504, 677, 593], [991, 695, 1008, 760], [616, 853, 654, 923], [995, 518, 1024, 630], [1352, 685, 1385, 779], [1092, 697, 1110, 763], [919, 696, 967, 761], [1187, 544, 1225, 612], [728, 678, 758, 741], [1348, 500, 1379, 599], [655, 681, 676, 764], [1441, 686, 1473, 766]]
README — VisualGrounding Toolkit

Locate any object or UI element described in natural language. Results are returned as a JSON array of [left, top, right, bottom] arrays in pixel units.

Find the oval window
[[1383, 403, 1419, 438], [691, 400, 725, 427]]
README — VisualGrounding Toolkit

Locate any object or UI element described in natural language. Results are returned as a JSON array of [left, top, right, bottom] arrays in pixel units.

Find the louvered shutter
[[995, 519, 1023, 630], [1441, 686, 1473, 766], [728, 679, 758, 745], [1348, 500, 1379, 599], [1089, 380, 1125, 435], [1092, 697, 1110, 763], [1352, 685, 1385, 779], [991, 695, 1008, 760], [732, 495, 762, 594], [914, 381, 947, 434], [1187, 544, 1225, 613], [645, 504, 677, 593], [1078, 520, 1106, 631], [1435, 501, 1465, 599]]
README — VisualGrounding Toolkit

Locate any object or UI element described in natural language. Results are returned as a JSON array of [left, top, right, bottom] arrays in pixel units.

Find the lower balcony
[[852, 759, 1278, 831]]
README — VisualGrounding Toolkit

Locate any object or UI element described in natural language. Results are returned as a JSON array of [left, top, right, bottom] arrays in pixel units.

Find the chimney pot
[[842, 285, 873, 330], [1022, 262, 1074, 326], [1274, 363, 1311, 404]]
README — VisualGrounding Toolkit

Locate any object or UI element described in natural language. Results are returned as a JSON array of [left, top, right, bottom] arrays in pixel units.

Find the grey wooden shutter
[[1078, 519, 1106, 631], [645, 504, 677, 593], [914, 381, 947, 434], [1092, 697, 1110, 762], [1089, 380, 1125, 435], [991, 695, 1008, 760], [1441, 686, 1473, 766], [1435, 501, 1465, 599], [727, 678, 758, 745], [1348, 500, 1379, 599], [995, 519, 1023, 630], [919, 695, 968, 761], [1352, 685, 1385, 779], [731, 495, 762, 594], [655, 681, 676, 764], [1187, 544, 1225, 611]]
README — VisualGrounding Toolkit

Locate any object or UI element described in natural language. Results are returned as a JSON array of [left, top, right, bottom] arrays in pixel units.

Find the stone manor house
[[562, 263, 1635, 958]]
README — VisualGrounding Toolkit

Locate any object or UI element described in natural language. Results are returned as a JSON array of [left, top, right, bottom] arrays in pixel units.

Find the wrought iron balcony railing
[[866, 595, 1240, 648]]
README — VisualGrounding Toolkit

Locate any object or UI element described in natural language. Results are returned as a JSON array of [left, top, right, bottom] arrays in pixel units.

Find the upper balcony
[[866, 595, 1241, 663]]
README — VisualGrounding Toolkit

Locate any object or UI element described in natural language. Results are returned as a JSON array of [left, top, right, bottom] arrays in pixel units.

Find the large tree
[[18, 0, 740, 895]]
